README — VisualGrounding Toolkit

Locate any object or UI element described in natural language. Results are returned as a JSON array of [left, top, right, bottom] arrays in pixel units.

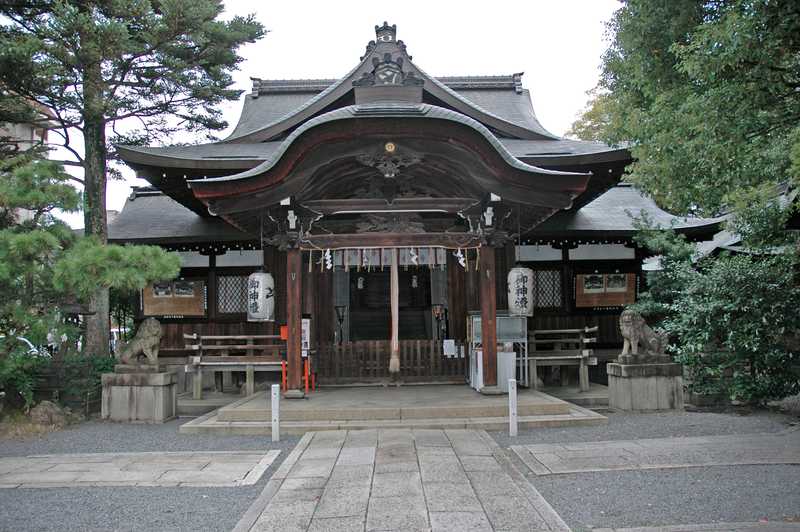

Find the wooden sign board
[[142, 280, 206, 317], [575, 273, 635, 308]]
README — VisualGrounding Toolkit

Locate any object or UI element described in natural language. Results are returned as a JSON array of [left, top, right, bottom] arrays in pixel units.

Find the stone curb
[[231, 431, 314, 532], [479, 430, 571, 532], [593, 523, 800, 532], [241, 450, 282, 486], [506, 431, 800, 476]]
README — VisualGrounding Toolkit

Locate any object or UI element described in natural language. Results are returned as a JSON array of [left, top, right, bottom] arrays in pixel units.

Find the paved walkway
[[234, 428, 568, 532], [0, 450, 280, 488], [512, 431, 800, 476]]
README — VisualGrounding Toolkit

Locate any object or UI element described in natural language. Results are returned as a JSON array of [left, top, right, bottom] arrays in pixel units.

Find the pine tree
[[0, 150, 180, 356], [0, 1, 265, 355]]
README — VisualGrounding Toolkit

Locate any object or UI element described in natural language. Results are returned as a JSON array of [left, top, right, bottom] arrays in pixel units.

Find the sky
[[58, 0, 621, 229]]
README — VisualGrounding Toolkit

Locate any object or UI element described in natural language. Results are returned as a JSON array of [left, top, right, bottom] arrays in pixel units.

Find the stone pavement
[[234, 428, 569, 532], [0, 450, 280, 488], [511, 430, 800, 476]]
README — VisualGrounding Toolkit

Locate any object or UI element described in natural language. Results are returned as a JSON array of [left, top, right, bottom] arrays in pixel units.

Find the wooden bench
[[529, 326, 598, 392], [183, 334, 285, 399]]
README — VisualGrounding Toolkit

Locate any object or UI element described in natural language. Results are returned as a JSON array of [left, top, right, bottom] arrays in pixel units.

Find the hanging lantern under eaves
[[507, 266, 534, 317], [247, 272, 275, 322]]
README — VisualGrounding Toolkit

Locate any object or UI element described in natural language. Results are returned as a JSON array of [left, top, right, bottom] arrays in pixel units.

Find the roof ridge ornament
[[361, 21, 412, 61], [353, 53, 424, 88], [375, 21, 396, 42]]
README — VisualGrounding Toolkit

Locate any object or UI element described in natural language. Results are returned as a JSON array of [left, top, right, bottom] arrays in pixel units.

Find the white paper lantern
[[507, 266, 534, 317], [247, 272, 275, 322]]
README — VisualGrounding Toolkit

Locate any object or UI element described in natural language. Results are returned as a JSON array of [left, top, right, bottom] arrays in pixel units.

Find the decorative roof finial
[[375, 21, 396, 43]]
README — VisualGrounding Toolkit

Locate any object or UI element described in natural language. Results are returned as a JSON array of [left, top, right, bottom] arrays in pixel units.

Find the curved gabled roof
[[188, 102, 587, 201], [116, 23, 632, 224], [221, 26, 559, 143]]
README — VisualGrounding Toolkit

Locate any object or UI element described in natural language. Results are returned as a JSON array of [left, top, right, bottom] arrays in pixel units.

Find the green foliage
[[0, 152, 179, 352], [0, 158, 79, 218], [0, 351, 48, 410], [0, 1, 266, 159], [591, 0, 800, 217], [633, 217, 800, 403], [791, 127, 800, 181], [727, 184, 799, 251], [668, 253, 800, 402], [0, 153, 82, 346], [586, 1, 800, 402], [53, 238, 180, 297], [566, 90, 618, 142], [0, 1, 264, 356], [110, 287, 137, 343], [58, 352, 116, 407], [629, 217, 696, 324]]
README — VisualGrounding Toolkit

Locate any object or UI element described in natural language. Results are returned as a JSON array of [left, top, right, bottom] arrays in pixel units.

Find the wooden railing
[[316, 340, 467, 384]]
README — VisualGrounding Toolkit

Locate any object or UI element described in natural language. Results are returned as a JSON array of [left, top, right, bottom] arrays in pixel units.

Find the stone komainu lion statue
[[619, 309, 667, 357], [116, 318, 162, 365]]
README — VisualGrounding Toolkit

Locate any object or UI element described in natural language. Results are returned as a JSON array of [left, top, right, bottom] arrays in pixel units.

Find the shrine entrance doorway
[[349, 269, 432, 341]]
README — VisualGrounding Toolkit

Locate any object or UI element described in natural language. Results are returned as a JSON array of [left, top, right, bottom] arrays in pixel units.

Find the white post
[[508, 378, 518, 437], [271, 384, 280, 442]]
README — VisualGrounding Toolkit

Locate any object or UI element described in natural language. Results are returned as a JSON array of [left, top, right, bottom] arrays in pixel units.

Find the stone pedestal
[[284, 389, 305, 400], [101, 365, 177, 423], [607, 356, 684, 411]]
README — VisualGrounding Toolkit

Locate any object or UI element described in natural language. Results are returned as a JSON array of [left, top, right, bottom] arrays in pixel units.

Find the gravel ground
[[490, 410, 800, 531], [490, 409, 796, 448], [0, 418, 299, 532], [0, 417, 299, 457], [0, 481, 263, 532], [533, 465, 800, 531]]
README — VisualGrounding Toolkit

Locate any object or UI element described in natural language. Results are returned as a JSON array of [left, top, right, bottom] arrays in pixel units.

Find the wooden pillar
[[480, 246, 497, 387], [561, 246, 573, 315], [389, 249, 400, 375], [207, 253, 217, 320], [302, 250, 316, 316], [286, 247, 303, 395], [446, 250, 467, 341]]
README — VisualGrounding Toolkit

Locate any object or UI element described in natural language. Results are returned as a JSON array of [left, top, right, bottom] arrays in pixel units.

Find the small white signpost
[[509, 378, 518, 437], [271, 384, 280, 442]]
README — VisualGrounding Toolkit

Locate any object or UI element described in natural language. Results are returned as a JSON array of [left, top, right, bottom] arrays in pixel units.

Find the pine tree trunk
[[82, 56, 110, 357]]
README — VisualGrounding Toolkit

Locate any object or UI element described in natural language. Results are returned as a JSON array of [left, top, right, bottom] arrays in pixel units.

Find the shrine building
[[111, 22, 719, 396]]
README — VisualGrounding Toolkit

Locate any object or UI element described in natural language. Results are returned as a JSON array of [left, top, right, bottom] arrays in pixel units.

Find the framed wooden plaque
[[142, 279, 206, 317], [575, 273, 636, 308]]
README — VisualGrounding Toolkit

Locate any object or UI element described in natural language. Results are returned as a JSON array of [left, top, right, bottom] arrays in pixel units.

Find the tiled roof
[[226, 72, 558, 141], [531, 184, 722, 236], [107, 188, 251, 244]]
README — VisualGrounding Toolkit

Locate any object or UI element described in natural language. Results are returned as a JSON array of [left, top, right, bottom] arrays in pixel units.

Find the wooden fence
[[34, 359, 107, 416], [316, 340, 468, 384]]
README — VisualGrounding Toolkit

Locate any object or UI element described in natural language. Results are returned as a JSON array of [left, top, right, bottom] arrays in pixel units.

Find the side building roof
[[108, 188, 253, 251], [528, 183, 722, 242]]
